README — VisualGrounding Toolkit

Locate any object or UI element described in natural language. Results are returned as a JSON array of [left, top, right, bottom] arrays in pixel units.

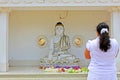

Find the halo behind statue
[[72, 35, 83, 47], [38, 35, 48, 48]]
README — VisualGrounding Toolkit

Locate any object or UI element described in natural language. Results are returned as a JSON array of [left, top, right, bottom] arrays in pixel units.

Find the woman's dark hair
[[96, 22, 111, 52]]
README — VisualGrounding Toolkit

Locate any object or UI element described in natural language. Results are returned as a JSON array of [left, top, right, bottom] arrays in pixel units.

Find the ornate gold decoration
[[59, 11, 68, 20], [73, 35, 83, 47], [38, 35, 47, 48]]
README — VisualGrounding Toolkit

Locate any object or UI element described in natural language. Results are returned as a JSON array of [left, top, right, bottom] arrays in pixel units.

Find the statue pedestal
[[40, 53, 80, 68]]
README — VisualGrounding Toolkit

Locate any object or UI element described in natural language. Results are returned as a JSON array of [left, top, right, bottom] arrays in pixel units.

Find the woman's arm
[[116, 49, 119, 57], [84, 49, 91, 59]]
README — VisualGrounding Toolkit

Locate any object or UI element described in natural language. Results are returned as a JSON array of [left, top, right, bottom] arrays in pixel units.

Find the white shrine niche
[[0, 0, 119, 74], [1, 4, 120, 80], [8, 10, 111, 69]]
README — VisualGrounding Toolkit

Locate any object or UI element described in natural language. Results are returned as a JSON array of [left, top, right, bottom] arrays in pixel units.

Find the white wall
[[9, 10, 110, 67]]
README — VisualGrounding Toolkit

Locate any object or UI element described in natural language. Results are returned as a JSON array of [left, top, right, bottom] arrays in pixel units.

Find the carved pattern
[[35, 0, 45, 3], [61, 0, 70, 3], [11, 0, 21, 4], [48, 0, 59, 3], [0, 0, 120, 6], [98, 0, 108, 3], [24, 0, 34, 4], [87, 0, 96, 3], [0, 0, 8, 4], [74, 0, 83, 3]]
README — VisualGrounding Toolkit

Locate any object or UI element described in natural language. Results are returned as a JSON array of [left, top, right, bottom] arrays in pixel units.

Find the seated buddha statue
[[40, 22, 80, 67]]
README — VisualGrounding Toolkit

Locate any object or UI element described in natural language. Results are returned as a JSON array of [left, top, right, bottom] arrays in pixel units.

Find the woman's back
[[87, 37, 119, 73], [85, 22, 119, 80]]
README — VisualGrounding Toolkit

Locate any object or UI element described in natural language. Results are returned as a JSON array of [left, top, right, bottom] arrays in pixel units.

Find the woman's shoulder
[[110, 38, 119, 47], [86, 38, 96, 46], [87, 37, 98, 43], [110, 38, 119, 53], [110, 38, 118, 43]]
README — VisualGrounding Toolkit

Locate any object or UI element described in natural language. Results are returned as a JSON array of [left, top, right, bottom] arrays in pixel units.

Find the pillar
[[0, 7, 10, 72], [110, 7, 120, 72]]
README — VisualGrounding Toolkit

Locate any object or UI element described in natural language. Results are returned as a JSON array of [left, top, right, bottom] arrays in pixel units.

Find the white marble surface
[[0, 67, 87, 80], [0, 67, 88, 75], [0, 67, 44, 75], [0, 67, 119, 80], [0, 67, 120, 75]]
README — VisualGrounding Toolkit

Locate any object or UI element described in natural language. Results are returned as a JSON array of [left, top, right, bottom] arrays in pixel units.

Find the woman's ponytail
[[97, 22, 111, 52]]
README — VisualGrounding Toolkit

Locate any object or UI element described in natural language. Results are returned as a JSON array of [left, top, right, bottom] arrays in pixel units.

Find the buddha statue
[[40, 22, 80, 67], [48, 22, 71, 59]]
